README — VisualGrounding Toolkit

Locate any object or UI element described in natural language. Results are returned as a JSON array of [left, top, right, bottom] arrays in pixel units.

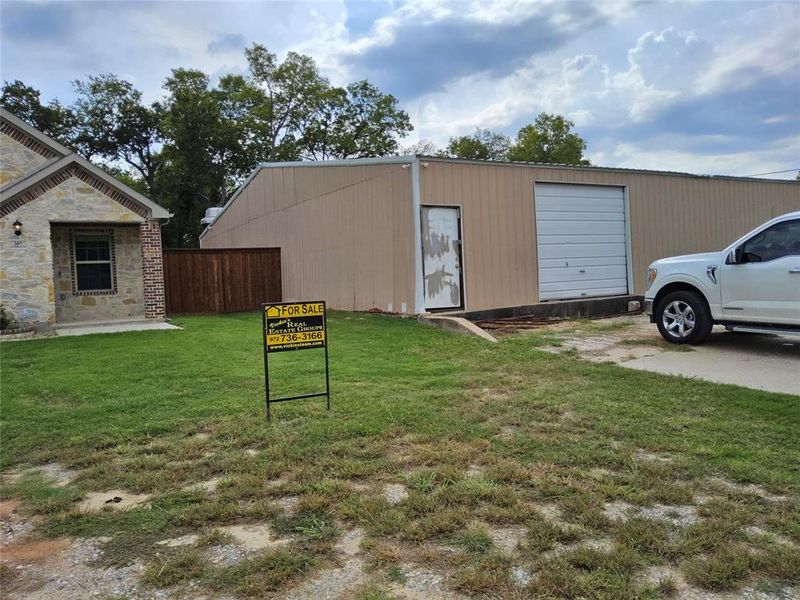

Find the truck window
[[742, 219, 800, 262]]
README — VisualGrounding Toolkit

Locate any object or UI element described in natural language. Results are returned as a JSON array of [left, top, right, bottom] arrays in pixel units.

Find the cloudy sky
[[2, 0, 799, 178]]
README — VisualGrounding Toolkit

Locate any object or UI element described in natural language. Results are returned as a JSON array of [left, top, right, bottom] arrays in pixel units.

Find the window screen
[[73, 233, 115, 292]]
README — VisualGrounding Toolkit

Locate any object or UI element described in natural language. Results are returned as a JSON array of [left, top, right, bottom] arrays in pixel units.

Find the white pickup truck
[[644, 211, 800, 344]]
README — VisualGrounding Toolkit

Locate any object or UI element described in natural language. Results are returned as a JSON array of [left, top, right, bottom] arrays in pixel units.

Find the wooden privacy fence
[[163, 248, 281, 314]]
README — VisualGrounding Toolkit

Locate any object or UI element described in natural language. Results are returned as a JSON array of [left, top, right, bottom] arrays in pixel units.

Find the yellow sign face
[[264, 302, 326, 352]]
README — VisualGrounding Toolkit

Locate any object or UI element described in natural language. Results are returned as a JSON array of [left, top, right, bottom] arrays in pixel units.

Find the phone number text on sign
[[264, 302, 326, 352]]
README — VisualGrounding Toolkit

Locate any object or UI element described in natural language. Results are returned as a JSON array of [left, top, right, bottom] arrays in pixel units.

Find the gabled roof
[[0, 108, 171, 219], [0, 107, 71, 157]]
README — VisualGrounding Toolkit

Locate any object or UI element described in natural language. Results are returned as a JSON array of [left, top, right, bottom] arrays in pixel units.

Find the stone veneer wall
[[0, 133, 51, 188], [51, 224, 145, 323], [0, 175, 146, 327]]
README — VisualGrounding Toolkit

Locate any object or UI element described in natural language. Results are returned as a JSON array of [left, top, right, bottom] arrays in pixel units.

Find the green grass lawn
[[1, 311, 798, 599]]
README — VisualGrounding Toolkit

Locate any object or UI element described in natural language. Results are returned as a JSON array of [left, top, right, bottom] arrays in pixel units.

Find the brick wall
[[140, 219, 166, 320]]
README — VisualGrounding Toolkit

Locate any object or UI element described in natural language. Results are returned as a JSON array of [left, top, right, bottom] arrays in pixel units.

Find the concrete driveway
[[622, 329, 799, 396], [537, 315, 800, 396]]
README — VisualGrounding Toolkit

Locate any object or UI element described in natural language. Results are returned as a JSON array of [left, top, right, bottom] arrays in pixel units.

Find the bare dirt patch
[[0, 500, 36, 546], [0, 537, 167, 600], [638, 504, 699, 528], [1, 537, 73, 562], [385, 483, 409, 505], [0, 499, 21, 520], [265, 477, 287, 489], [184, 476, 224, 494], [275, 495, 301, 514], [284, 557, 367, 600], [743, 526, 798, 548], [283, 529, 366, 600], [603, 500, 699, 527], [390, 565, 467, 600], [155, 533, 199, 548], [548, 537, 615, 559], [637, 565, 797, 600], [533, 503, 565, 523], [5, 463, 77, 488], [511, 565, 533, 586], [77, 490, 152, 512], [536, 315, 683, 364], [486, 525, 527, 554], [633, 449, 675, 464], [603, 500, 635, 522], [218, 523, 290, 551], [708, 477, 789, 503], [335, 528, 364, 556]]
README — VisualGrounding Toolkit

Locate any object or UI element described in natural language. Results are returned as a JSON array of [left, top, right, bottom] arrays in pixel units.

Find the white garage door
[[535, 183, 629, 301]]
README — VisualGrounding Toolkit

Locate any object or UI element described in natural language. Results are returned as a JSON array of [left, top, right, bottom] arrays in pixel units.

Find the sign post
[[262, 301, 330, 421]]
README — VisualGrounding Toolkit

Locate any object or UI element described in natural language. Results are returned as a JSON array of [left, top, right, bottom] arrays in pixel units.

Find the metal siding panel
[[201, 164, 414, 311], [203, 159, 799, 312]]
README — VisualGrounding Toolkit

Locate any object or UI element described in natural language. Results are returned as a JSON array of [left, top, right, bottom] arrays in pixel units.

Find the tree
[[507, 113, 590, 165], [0, 80, 75, 145], [441, 129, 509, 160], [158, 69, 233, 247], [242, 45, 412, 162], [2, 43, 413, 247], [71, 74, 163, 196], [301, 80, 412, 160], [243, 44, 329, 162], [401, 139, 439, 156]]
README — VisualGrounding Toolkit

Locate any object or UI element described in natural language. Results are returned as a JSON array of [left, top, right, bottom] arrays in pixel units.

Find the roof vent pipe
[[201, 206, 224, 226]]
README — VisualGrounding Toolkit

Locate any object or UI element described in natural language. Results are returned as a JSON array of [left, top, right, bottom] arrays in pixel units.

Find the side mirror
[[732, 246, 745, 264]]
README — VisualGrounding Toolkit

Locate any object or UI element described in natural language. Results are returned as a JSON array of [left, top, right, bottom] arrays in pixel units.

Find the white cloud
[[697, 2, 800, 94], [1, 0, 796, 177], [591, 135, 800, 178]]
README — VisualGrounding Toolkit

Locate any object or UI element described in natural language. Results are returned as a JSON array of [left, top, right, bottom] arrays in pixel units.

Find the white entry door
[[421, 206, 463, 310], [535, 183, 629, 301]]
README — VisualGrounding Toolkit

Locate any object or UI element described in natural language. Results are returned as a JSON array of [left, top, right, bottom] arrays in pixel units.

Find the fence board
[[163, 248, 281, 315]]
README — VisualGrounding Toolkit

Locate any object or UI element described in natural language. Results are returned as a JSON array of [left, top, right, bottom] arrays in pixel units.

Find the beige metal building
[[199, 157, 800, 314]]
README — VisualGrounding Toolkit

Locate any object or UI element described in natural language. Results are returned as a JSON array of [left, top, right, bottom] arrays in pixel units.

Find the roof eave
[[0, 154, 172, 220], [0, 108, 71, 157]]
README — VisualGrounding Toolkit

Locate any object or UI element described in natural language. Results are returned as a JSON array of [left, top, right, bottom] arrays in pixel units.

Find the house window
[[72, 232, 116, 293]]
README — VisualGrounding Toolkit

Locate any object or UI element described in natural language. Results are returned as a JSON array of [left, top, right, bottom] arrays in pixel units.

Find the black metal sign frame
[[262, 301, 330, 421]]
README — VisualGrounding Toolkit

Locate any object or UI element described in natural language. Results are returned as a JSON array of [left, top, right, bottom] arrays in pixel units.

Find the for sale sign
[[264, 302, 326, 352], [261, 301, 330, 420]]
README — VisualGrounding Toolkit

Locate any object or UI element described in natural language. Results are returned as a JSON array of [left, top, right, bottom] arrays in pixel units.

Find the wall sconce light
[[12, 219, 22, 236]]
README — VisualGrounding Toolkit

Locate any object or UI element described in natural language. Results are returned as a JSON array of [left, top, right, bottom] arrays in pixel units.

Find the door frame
[[420, 203, 466, 312], [532, 181, 633, 302]]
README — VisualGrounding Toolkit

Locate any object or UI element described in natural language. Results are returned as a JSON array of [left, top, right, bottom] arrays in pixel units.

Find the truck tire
[[655, 290, 713, 345]]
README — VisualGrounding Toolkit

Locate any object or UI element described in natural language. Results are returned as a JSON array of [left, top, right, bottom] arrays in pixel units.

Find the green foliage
[[0, 80, 76, 144], [440, 113, 590, 165], [440, 128, 509, 160], [0, 305, 15, 330], [1, 43, 412, 248], [507, 112, 590, 165], [455, 524, 493, 553], [301, 80, 412, 160]]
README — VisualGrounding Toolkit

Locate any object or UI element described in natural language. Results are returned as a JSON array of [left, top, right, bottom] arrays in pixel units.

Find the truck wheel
[[655, 291, 713, 345]]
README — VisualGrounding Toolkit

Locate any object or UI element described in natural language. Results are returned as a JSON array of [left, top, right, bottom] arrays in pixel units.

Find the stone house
[[0, 108, 170, 330]]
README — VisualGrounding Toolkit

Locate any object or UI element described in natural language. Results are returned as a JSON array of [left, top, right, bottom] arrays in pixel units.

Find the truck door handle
[[790, 268, 800, 273]]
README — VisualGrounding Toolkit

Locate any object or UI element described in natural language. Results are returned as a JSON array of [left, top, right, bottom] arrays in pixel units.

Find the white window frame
[[71, 230, 117, 294]]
